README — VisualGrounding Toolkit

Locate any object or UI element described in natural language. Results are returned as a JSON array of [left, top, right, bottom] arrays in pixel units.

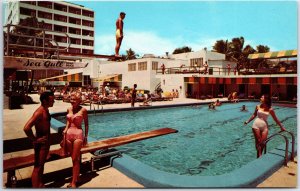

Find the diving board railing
[[262, 130, 295, 166]]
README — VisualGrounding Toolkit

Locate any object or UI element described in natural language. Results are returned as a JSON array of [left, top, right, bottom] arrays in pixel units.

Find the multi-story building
[[5, 1, 95, 54]]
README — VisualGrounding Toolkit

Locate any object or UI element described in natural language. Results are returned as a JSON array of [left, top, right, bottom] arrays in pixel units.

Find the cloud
[[94, 31, 270, 57], [94, 30, 180, 56]]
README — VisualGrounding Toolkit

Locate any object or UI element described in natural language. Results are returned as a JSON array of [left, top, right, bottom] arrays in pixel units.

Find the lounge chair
[[272, 93, 279, 101]]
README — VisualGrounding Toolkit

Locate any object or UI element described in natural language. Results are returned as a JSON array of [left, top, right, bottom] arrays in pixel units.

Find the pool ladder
[[262, 130, 295, 166], [89, 100, 104, 115]]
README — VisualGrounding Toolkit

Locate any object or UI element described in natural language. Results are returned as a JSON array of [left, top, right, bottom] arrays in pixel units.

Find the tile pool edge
[[112, 144, 297, 188]]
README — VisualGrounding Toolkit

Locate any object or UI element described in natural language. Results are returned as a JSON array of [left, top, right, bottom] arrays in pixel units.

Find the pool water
[[55, 102, 297, 176]]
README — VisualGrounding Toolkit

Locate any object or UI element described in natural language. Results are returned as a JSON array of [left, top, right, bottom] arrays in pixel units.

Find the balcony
[[156, 65, 297, 77]]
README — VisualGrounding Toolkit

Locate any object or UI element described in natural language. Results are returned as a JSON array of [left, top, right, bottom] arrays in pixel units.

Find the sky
[[70, 0, 297, 57], [2, 1, 298, 57]]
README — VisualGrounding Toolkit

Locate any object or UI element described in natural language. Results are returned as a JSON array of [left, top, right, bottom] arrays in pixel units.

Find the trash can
[[9, 94, 22, 109], [209, 68, 213, 75]]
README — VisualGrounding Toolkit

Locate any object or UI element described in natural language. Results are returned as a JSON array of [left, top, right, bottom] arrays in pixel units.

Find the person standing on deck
[[115, 12, 126, 57], [63, 92, 89, 188], [23, 91, 55, 188], [131, 84, 137, 107], [244, 94, 286, 158]]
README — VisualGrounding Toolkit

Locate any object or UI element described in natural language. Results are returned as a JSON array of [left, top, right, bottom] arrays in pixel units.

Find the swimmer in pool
[[240, 105, 247, 111], [244, 94, 286, 158]]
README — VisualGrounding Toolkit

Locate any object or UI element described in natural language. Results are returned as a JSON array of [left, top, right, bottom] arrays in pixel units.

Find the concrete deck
[[2, 94, 297, 188]]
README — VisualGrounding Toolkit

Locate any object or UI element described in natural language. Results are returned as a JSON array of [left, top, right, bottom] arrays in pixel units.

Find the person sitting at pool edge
[[140, 93, 152, 106], [214, 99, 222, 106]]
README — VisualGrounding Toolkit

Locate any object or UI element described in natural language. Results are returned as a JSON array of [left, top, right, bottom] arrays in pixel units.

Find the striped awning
[[248, 50, 297, 60], [185, 77, 297, 85], [39, 73, 82, 82], [93, 74, 122, 82]]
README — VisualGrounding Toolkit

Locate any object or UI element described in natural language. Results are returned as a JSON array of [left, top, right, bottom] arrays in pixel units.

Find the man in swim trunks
[[115, 12, 126, 57], [131, 84, 137, 107], [24, 91, 55, 187]]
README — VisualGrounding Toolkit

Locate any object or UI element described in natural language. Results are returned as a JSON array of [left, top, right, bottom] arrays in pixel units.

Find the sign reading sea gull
[[4, 56, 88, 70]]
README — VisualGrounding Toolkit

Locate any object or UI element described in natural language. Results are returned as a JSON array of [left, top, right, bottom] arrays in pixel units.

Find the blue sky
[[2, 1, 298, 56], [70, 0, 298, 56]]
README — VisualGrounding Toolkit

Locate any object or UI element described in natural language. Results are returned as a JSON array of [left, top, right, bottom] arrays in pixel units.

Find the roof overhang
[[4, 56, 88, 70], [39, 72, 82, 82], [93, 74, 122, 82]]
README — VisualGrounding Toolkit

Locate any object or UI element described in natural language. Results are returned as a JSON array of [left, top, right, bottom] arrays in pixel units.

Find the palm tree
[[125, 48, 138, 60], [242, 44, 256, 69], [213, 37, 271, 70], [212, 39, 232, 60], [256, 45, 270, 53], [172, 46, 192, 54]]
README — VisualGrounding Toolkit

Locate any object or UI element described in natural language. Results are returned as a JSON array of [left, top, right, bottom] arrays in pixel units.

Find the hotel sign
[[4, 56, 88, 70]]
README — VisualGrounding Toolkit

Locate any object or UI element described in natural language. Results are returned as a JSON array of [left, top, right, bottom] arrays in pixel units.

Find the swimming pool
[[53, 101, 297, 187]]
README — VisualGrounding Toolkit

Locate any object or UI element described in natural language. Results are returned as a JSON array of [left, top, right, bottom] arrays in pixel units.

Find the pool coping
[[50, 101, 297, 187], [112, 143, 296, 188]]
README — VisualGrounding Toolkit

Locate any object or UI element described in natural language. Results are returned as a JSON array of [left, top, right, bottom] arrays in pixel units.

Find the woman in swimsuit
[[63, 92, 89, 188], [244, 94, 285, 158]]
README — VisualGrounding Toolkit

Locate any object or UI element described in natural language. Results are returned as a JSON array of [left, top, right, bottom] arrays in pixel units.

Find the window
[[138, 62, 147, 71], [152, 61, 158, 70], [83, 75, 91, 86], [190, 58, 203, 67], [128, 63, 136, 71]]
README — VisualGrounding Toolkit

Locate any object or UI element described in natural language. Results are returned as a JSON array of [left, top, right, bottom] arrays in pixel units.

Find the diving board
[[4, 127, 177, 186]]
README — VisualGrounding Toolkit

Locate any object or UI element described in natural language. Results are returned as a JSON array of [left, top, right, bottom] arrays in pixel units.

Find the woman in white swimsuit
[[63, 92, 89, 188], [244, 94, 285, 158]]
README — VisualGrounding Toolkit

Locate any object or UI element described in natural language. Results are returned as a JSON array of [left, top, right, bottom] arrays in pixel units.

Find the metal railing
[[262, 130, 295, 166], [4, 24, 71, 59], [156, 66, 237, 76], [89, 100, 104, 115], [156, 66, 297, 76]]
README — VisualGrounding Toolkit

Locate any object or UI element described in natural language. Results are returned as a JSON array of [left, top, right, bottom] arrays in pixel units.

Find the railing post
[[6, 25, 10, 56]]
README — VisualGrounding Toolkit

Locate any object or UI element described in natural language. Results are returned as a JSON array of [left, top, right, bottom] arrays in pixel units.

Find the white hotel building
[[66, 50, 232, 98], [4, 1, 95, 55]]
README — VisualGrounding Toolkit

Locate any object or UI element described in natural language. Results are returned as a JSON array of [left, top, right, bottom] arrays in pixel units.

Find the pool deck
[[2, 94, 297, 188]]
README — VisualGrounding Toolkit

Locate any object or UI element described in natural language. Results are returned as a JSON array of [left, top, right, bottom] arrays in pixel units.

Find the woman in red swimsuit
[[63, 92, 89, 188]]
